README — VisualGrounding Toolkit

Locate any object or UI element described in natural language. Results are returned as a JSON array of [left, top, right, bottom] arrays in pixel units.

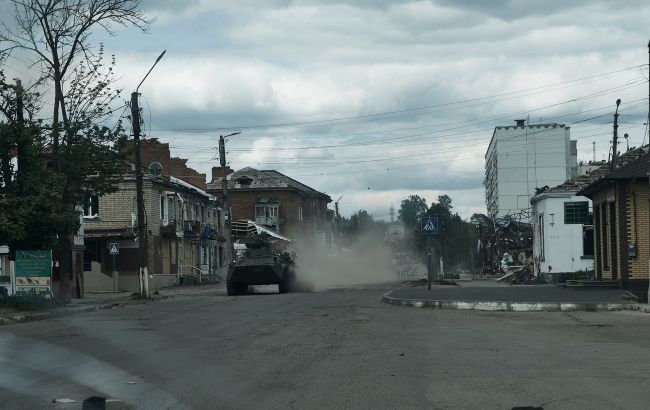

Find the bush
[[0, 290, 64, 310]]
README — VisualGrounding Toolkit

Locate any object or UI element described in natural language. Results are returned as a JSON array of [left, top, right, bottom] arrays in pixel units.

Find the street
[[1, 285, 650, 410]]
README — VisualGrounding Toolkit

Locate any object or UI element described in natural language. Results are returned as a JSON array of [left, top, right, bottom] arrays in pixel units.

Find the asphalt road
[[1, 284, 650, 410]]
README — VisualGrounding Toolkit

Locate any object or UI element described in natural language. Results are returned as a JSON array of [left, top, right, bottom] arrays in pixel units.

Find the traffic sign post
[[421, 217, 438, 235], [420, 217, 439, 290], [109, 243, 119, 293]]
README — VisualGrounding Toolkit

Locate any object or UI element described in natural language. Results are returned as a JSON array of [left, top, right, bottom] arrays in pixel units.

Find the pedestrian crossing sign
[[109, 242, 119, 255], [421, 217, 439, 235]]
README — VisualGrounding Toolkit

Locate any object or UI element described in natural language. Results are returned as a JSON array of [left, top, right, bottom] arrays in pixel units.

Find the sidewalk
[[383, 282, 642, 312], [0, 284, 226, 326]]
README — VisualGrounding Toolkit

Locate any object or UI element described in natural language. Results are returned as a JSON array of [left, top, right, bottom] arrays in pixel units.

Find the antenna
[[149, 162, 163, 177]]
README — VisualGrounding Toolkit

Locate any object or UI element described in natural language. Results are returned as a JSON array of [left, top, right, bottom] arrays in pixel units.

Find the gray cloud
[[3, 0, 649, 219]]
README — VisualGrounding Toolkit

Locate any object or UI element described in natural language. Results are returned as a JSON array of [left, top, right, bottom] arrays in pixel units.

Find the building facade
[[485, 120, 575, 221], [578, 148, 650, 294], [82, 138, 226, 292], [208, 167, 332, 242], [530, 190, 594, 279]]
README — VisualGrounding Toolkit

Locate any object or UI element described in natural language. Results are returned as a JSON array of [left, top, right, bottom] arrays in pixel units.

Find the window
[[83, 195, 99, 218], [255, 204, 279, 221], [564, 201, 590, 224], [582, 225, 594, 257], [298, 207, 303, 222], [160, 195, 167, 223]]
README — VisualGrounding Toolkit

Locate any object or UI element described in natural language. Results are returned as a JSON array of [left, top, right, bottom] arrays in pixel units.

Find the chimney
[[212, 166, 234, 182], [515, 119, 526, 127]]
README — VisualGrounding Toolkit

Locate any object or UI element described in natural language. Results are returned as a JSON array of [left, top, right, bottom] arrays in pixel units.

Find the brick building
[[83, 139, 225, 292], [578, 147, 650, 295], [207, 167, 332, 241]]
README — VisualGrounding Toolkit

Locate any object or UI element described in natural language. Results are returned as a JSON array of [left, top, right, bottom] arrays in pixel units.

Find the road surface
[[1, 284, 650, 409]]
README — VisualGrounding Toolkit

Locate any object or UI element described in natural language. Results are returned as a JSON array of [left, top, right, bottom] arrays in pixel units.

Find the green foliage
[[0, 290, 65, 311], [398, 195, 427, 228], [406, 195, 477, 272], [0, 63, 126, 253]]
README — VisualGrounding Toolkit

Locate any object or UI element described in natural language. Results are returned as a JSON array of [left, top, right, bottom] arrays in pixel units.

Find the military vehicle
[[226, 236, 296, 296]]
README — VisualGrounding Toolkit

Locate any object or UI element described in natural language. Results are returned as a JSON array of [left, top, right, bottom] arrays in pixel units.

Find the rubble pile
[[473, 214, 534, 282]]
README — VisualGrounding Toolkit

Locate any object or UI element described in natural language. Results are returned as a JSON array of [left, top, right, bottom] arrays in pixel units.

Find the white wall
[[486, 123, 571, 220], [532, 194, 593, 275]]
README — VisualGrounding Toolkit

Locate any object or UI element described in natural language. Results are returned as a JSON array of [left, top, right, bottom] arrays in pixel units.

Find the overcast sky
[[3, 0, 650, 220]]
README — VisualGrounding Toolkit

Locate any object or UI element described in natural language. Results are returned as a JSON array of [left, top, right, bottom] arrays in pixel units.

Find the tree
[[398, 195, 427, 228], [1, 0, 151, 148], [426, 195, 476, 272], [0, 1, 151, 299]]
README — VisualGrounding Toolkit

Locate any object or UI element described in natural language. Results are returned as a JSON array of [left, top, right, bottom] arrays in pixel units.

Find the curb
[[382, 291, 637, 312], [0, 303, 117, 326]]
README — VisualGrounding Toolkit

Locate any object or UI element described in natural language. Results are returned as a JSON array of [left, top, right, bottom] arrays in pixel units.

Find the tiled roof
[[228, 167, 331, 201], [576, 146, 649, 196], [536, 146, 648, 196]]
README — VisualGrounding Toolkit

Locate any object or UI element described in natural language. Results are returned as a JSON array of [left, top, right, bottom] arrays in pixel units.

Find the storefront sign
[[15, 250, 52, 296]]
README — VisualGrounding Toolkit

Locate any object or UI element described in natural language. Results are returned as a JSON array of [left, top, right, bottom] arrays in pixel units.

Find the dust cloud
[[290, 232, 398, 292]]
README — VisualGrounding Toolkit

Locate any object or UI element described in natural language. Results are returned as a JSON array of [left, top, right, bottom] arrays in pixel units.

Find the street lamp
[[131, 50, 166, 298]]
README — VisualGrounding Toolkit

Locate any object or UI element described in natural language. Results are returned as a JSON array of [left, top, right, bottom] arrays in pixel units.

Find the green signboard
[[15, 250, 52, 295]]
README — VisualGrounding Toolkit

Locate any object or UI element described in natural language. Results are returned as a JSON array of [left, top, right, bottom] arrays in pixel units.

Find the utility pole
[[647, 39, 650, 305], [612, 98, 621, 169], [219, 132, 240, 266], [131, 91, 148, 298], [131, 50, 166, 298], [335, 196, 342, 240]]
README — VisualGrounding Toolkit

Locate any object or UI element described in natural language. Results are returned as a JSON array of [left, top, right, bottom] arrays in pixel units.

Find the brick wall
[[626, 181, 649, 279], [226, 189, 330, 239], [123, 138, 208, 190]]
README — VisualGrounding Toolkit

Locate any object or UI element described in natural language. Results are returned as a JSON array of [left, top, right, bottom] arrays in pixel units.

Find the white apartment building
[[484, 119, 575, 221]]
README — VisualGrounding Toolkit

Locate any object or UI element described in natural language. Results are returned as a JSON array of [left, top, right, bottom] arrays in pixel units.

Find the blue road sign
[[421, 217, 439, 235]]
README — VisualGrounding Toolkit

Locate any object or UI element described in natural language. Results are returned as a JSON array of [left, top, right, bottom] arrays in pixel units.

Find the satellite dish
[[149, 162, 163, 177]]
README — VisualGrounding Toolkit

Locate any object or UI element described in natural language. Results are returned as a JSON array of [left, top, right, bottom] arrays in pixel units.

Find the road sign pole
[[427, 236, 432, 290], [112, 254, 118, 293]]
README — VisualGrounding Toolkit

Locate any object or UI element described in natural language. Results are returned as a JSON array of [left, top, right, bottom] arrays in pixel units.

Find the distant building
[[208, 167, 332, 241], [485, 120, 575, 221]]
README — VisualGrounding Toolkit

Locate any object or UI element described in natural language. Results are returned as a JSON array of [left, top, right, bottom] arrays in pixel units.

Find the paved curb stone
[[382, 291, 638, 312], [0, 304, 116, 326]]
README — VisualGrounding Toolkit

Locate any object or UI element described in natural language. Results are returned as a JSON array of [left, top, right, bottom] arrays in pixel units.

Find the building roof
[[227, 167, 331, 202], [532, 146, 648, 202], [576, 146, 649, 197], [486, 121, 568, 159]]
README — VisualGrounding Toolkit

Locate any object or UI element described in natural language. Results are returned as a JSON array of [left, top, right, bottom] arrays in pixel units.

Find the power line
[[148, 64, 648, 133]]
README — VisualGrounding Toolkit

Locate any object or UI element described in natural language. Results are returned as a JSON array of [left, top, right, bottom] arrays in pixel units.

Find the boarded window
[[564, 201, 590, 224]]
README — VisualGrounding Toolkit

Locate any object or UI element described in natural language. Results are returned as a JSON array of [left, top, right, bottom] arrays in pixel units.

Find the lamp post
[[131, 50, 166, 298], [219, 132, 241, 266]]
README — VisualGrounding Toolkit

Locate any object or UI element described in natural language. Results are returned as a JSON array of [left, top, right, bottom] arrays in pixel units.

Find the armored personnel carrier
[[226, 236, 296, 296]]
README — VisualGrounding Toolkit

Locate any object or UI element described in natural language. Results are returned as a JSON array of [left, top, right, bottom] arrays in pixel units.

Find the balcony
[[255, 216, 279, 227], [201, 225, 226, 242], [160, 219, 177, 238], [183, 220, 201, 238]]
